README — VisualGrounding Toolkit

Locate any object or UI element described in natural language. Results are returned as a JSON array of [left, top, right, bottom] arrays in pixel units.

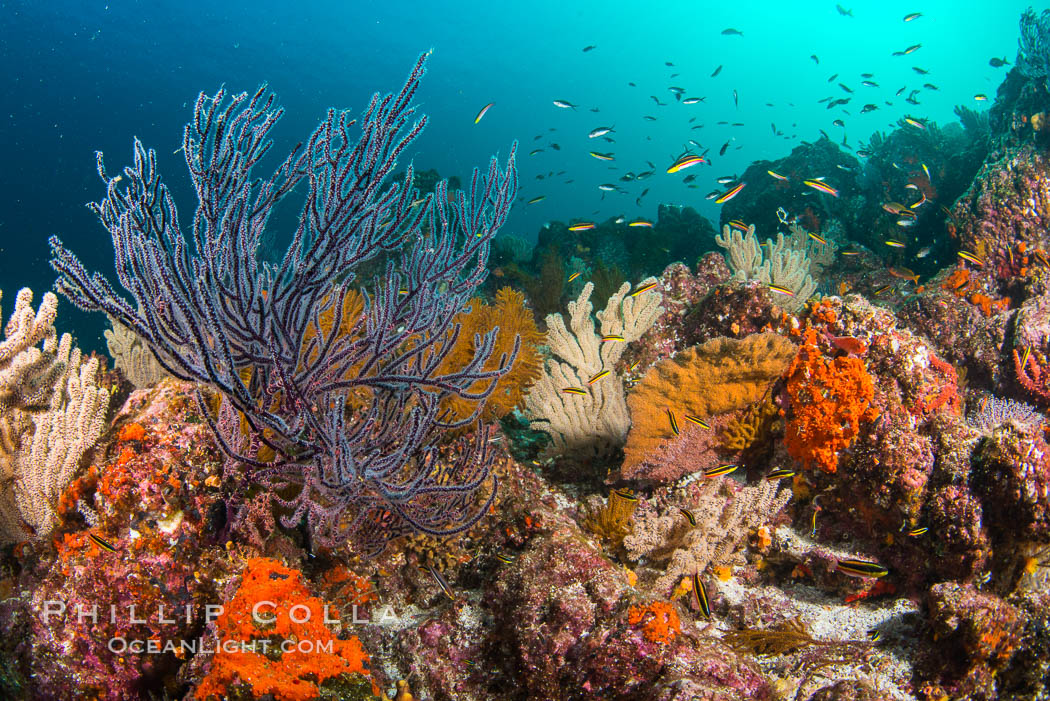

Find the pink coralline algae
[[788, 296, 991, 592], [972, 421, 1050, 544], [951, 145, 1050, 285], [925, 485, 992, 582], [611, 410, 742, 485], [487, 527, 627, 698], [896, 270, 1010, 392], [619, 254, 730, 378], [15, 380, 231, 700], [1012, 291, 1050, 404], [681, 279, 785, 346], [918, 581, 1027, 699]]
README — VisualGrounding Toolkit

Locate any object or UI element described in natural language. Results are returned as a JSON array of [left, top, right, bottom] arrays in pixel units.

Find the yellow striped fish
[[683, 415, 710, 429], [89, 532, 118, 553], [836, 558, 889, 578], [588, 370, 610, 384], [630, 281, 658, 297], [692, 572, 711, 618], [666, 408, 680, 436], [704, 463, 739, 478]]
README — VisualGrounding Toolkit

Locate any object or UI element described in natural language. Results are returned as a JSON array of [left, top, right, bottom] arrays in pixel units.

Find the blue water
[[0, 0, 1036, 351]]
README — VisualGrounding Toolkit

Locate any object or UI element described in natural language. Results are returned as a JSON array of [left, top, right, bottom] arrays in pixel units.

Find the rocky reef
[[11, 16, 1050, 701]]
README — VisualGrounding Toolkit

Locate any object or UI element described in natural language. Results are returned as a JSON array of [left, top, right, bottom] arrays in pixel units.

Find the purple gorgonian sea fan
[[49, 53, 520, 555]]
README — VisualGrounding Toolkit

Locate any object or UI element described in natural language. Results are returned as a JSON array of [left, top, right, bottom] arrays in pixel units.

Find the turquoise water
[[0, 0, 1036, 348]]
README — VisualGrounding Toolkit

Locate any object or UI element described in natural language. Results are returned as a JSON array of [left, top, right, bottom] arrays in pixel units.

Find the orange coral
[[196, 557, 372, 701], [939, 267, 1010, 316], [968, 293, 1011, 317], [783, 329, 879, 473], [628, 601, 681, 644], [319, 564, 376, 607], [623, 333, 796, 472], [913, 354, 963, 415], [57, 465, 98, 517], [297, 285, 540, 427], [940, 267, 970, 293], [118, 422, 146, 442], [433, 287, 543, 424]]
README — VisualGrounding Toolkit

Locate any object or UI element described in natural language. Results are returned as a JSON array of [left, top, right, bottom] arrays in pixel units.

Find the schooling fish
[[888, 267, 919, 284], [721, 27, 744, 36], [552, 99, 578, 110], [711, 64, 723, 77], [903, 11, 922, 21], [568, 222, 596, 232], [582, 45, 597, 52], [473, 102, 495, 124], [803, 179, 839, 197], [989, 56, 1010, 67], [667, 154, 706, 173], [715, 182, 746, 203], [588, 126, 615, 138]]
